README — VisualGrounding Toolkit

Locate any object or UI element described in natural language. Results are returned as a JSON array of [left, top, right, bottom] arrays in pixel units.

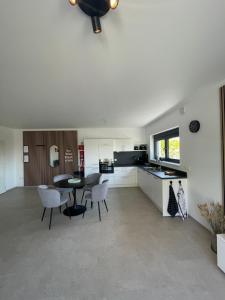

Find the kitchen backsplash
[[114, 151, 148, 166]]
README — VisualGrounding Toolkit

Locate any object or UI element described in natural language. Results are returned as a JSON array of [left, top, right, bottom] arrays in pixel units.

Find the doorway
[[0, 141, 6, 194]]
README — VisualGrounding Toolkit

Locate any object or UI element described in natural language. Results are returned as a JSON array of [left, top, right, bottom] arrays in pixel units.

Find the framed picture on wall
[[23, 146, 29, 153], [24, 155, 29, 163]]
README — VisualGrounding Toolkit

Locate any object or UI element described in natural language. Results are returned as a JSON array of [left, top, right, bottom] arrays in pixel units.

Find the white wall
[[0, 126, 19, 191], [145, 83, 223, 229], [14, 130, 24, 187]]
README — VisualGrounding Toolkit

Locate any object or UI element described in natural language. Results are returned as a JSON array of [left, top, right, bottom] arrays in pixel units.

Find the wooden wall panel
[[23, 131, 78, 186], [24, 131, 45, 146], [45, 131, 64, 185], [63, 131, 78, 175], [23, 131, 47, 186]]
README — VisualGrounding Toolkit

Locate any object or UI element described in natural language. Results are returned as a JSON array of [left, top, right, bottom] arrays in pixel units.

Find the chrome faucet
[[156, 157, 162, 171]]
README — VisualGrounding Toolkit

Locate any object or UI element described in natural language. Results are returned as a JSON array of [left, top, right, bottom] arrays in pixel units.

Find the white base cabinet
[[84, 166, 138, 188], [113, 167, 137, 187], [138, 168, 188, 216], [217, 234, 225, 273]]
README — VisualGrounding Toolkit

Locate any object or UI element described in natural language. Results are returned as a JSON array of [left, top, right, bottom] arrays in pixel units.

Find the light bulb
[[69, 0, 77, 6], [109, 0, 119, 9]]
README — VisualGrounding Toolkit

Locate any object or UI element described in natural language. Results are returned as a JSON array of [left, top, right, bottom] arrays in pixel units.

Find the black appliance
[[99, 161, 114, 174], [139, 144, 147, 150]]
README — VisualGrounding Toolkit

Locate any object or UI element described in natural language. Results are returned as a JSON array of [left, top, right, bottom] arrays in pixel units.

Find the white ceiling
[[0, 0, 225, 129]]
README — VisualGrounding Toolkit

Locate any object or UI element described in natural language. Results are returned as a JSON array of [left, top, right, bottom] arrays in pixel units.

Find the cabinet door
[[149, 174, 163, 212], [138, 170, 163, 213], [113, 167, 137, 186], [98, 139, 114, 160], [114, 139, 133, 152], [138, 168, 149, 195], [138, 169, 145, 190], [84, 139, 99, 166]]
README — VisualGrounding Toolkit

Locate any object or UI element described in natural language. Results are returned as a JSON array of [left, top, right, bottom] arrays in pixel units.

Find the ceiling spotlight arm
[[91, 16, 102, 33]]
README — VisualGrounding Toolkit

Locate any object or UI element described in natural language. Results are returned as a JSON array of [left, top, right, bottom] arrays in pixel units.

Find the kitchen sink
[[143, 166, 159, 171]]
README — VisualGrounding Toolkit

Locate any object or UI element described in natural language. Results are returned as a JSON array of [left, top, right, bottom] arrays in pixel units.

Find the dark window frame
[[154, 128, 180, 164]]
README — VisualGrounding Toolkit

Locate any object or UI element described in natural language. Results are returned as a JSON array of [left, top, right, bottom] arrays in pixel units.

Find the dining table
[[54, 177, 86, 217]]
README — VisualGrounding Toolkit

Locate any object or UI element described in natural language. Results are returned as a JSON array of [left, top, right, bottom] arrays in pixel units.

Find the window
[[154, 128, 180, 163]]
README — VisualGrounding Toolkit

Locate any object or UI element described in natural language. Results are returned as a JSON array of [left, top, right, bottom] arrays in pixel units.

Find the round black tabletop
[[54, 177, 86, 217], [54, 178, 85, 190]]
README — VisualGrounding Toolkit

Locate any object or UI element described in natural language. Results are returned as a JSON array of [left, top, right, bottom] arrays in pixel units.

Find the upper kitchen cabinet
[[98, 139, 114, 160], [84, 139, 114, 167], [84, 139, 99, 166], [113, 139, 134, 152]]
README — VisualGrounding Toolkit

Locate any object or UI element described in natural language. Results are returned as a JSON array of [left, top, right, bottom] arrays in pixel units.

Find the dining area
[[37, 173, 109, 229]]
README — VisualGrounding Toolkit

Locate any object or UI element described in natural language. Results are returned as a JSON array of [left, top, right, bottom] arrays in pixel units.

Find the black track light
[[91, 16, 102, 34], [68, 0, 119, 34]]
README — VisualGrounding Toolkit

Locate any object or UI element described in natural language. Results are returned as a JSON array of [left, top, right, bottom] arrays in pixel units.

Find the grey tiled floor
[[0, 187, 224, 300]]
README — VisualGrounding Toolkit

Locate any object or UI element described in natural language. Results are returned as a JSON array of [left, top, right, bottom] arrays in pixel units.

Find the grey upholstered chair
[[81, 173, 102, 203], [82, 181, 109, 221], [102, 179, 109, 184], [37, 185, 71, 229], [53, 174, 73, 202], [53, 174, 73, 183]]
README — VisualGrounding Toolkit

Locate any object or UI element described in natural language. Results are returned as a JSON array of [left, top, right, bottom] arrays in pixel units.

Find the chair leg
[[80, 191, 85, 204], [83, 199, 87, 218], [65, 202, 71, 219], [41, 208, 46, 222], [49, 208, 53, 230], [98, 201, 101, 222], [91, 201, 93, 209], [59, 206, 62, 214], [103, 199, 108, 212]]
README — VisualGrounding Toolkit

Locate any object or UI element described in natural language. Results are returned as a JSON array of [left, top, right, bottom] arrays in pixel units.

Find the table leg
[[73, 188, 77, 207], [63, 187, 86, 217]]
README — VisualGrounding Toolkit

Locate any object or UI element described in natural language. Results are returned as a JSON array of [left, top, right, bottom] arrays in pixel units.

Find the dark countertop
[[114, 164, 143, 168], [138, 166, 187, 180], [114, 164, 187, 180]]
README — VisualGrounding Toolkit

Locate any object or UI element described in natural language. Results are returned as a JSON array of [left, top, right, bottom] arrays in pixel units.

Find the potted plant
[[198, 202, 225, 253]]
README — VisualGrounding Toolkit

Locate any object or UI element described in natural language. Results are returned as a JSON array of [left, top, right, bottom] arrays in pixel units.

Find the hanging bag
[[177, 181, 187, 220], [167, 181, 179, 217]]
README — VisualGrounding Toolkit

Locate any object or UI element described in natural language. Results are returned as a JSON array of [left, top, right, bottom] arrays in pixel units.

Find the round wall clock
[[189, 120, 200, 133]]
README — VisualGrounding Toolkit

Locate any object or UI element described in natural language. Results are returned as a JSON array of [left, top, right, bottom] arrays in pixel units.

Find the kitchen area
[[84, 138, 188, 217]]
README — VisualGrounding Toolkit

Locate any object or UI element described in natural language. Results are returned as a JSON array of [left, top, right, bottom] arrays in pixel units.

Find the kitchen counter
[[138, 168, 188, 216], [138, 166, 187, 180], [114, 164, 187, 179], [114, 164, 144, 168]]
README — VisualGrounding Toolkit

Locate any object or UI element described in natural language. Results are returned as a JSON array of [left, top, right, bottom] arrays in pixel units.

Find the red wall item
[[78, 144, 84, 172]]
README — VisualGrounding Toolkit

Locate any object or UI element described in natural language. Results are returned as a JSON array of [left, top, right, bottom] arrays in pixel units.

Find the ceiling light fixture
[[69, 0, 77, 5], [109, 0, 119, 9], [68, 0, 119, 34]]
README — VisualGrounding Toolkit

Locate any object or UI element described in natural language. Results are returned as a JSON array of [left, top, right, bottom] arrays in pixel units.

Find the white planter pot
[[217, 234, 225, 273]]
